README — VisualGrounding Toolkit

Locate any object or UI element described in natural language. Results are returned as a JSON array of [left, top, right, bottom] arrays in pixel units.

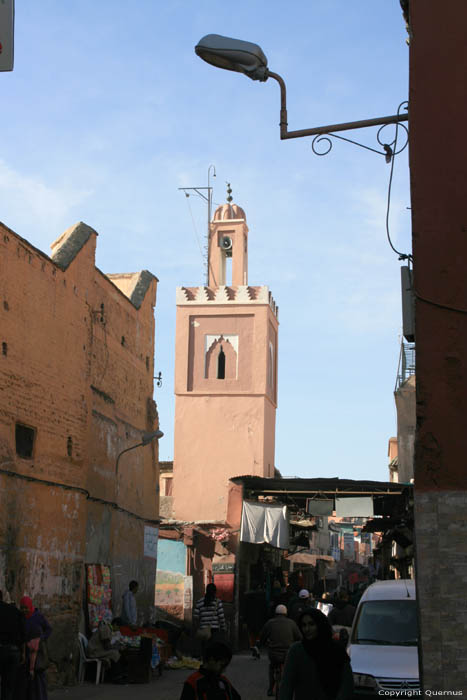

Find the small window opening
[[225, 257, 232, 286], [100, 303, 105, 323], [15, 423, 35, 459], [217, 345, 226, 379], [67, 436, 73, 457], [2, 342, 7, 356], [3, 301, 9, 311], [145, 356, 150, 370], [164, 477, 173, 497], [121, 336, 126, 346]]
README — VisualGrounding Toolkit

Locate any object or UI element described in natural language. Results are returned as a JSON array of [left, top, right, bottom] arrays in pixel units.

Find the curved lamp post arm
[[194, 35, 408, 156], [115, 430, 164, 476], [267, 70, 408, 140], [116, 441, 145, 476]]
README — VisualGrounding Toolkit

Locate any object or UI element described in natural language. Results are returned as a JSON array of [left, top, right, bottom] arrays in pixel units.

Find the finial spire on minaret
[[226, 183, 233, 203]]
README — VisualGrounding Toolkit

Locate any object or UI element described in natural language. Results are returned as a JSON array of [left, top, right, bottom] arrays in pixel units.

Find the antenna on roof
[[178, 165, 216, 285]]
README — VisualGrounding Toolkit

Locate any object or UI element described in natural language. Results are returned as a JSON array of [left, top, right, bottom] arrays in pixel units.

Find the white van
[[347, 579, 419, 696]]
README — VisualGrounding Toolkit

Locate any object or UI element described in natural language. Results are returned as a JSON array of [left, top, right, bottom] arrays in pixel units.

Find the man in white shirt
[[121, 580, 138, 626]]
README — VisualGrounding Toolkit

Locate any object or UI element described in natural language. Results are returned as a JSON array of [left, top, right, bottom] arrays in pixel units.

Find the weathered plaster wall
[[0, 220, 159, 682], [173, 298, 278, 522]]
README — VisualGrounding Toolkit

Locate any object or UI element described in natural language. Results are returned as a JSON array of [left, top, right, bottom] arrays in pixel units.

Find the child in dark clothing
[[180, 641, 241, 700]]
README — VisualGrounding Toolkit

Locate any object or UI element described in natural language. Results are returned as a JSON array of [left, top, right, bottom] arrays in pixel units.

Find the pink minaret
[[172, 191, 279, 523]]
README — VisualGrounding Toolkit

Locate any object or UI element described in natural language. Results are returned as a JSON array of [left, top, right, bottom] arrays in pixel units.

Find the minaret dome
[[212, 202, 246, 222]]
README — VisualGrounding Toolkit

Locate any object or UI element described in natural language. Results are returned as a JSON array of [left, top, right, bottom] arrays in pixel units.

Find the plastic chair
[[78, 633, 105, 684]]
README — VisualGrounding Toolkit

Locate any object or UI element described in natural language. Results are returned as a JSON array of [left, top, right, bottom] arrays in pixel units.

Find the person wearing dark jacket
[[0, 597, 26, 700], [288, 589, 315, 623], [242, 583, 267, 658], [279, 608, 353, 700], [328, 590, 356, 627], [180, 641, 241, 699], [17, 596, 52, 700], [260, 605, 302, 696]]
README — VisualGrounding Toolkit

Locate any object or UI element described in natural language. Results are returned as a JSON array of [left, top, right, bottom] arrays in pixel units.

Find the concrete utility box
[[401, 266, 415, 342]]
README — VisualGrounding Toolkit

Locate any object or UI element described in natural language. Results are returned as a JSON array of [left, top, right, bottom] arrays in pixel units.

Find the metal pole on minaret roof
[[178, 164, 216, 285]]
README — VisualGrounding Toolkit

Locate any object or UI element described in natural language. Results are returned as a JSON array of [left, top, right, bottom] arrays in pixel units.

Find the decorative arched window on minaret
[[217, 345, 226, 379], [205, 335, 238, 379]]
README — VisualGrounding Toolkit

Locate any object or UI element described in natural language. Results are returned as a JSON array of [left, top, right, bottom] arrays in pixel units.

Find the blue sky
[[1, 1, 411, 481]]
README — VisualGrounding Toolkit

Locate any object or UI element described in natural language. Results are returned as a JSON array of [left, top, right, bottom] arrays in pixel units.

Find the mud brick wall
[[0, 220, 159, 684]]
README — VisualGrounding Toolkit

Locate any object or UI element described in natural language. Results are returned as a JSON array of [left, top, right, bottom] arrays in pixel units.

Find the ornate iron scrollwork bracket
[[311, 110, 409, 160], [267, 72, 408, 161]]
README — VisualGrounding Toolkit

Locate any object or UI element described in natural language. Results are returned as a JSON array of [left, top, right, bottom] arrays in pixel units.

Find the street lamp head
[[195, 34, 269, 82], [142, 430, 164, 445]]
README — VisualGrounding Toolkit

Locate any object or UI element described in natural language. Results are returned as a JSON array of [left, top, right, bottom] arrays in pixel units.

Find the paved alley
[[50, 652, 269, 700]]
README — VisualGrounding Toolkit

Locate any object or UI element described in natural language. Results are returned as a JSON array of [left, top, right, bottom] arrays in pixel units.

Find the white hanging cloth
[[240, 501, 289, 549]]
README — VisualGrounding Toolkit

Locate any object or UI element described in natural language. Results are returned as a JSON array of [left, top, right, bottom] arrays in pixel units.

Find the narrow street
[[50, 652, 269, 700]]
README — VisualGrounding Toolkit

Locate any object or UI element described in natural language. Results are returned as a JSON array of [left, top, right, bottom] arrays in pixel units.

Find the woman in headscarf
[[17, 596, 52, 700], [279, 608, 353, 700]]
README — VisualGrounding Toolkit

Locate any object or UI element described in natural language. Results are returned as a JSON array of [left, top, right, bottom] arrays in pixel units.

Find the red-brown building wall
[[409, 1, 467, 690], [0, 220, 159, 682]]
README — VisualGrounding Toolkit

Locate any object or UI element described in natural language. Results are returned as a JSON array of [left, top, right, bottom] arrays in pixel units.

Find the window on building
[[269, 342, 275, 389], [15, 423, 35, 459], [164, 477, 173, 497], [217, 346, 226, 379]]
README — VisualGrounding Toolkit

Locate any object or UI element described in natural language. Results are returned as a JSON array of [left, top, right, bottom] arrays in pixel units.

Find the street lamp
[[115, 430, 164, 476], [195, 34, 408, 158]]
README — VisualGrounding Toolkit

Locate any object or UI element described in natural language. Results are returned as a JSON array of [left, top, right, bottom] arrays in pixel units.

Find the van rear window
[[352, 600, 418, 646]]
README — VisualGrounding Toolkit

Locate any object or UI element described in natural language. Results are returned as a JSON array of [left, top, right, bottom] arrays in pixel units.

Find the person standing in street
[[121, 580, 139, 627], [17, 595, 52, 700], [193, 583, 226, 644], [279, 608, 353, 700], [259, 604, 302, 697], [0, 594, 26, 700], [242, 582, 267, 659], [328, 590, 356, 627], [288, 589, 315, 623], [180, 640, 241, 699]]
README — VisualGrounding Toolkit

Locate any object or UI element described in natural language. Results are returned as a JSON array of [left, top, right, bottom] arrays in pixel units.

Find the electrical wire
[[385, 101, 412, 264], [0, 465, 160, 525], [384, 104, 467, 315], [414, 292, 467, 315]]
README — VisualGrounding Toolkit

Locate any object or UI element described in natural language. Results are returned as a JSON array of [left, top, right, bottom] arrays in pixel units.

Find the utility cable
[[384, 104, 467, 315], [0, 464, 160, 526], [385, 101, 412, 264]]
